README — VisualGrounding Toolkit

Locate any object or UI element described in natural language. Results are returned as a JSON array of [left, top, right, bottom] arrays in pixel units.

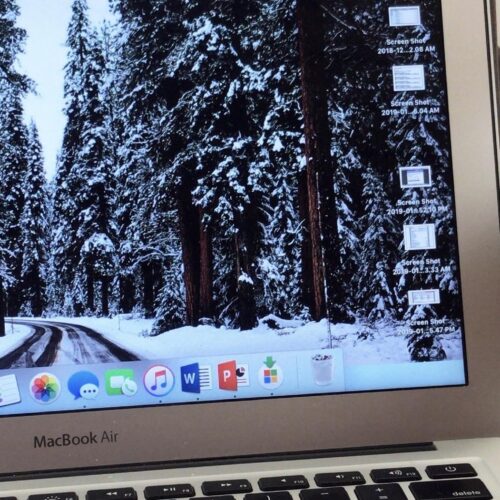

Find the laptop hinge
[[0, 442, 436, 482]]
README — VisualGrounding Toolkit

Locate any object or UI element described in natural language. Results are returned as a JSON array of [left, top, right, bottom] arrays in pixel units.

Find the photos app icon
[[30, 373, 61, 404]]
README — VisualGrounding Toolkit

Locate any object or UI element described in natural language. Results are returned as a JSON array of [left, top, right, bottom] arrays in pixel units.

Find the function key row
[[10, 464, 482, 500], [23, 479, 491, 500]]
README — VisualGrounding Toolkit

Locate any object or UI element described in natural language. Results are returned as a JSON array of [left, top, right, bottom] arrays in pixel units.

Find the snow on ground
[[0, 322, 34, 357], [46, 315, 464, 365]]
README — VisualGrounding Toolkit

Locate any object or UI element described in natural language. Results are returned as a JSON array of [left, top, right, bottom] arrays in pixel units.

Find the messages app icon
[[105, 369, 137, 396]]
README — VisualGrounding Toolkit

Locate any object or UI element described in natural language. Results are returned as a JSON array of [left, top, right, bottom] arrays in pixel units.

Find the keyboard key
[[202, 480, 252, 496], [258, 476, 309, 491], [86, 489, 137, 500], [409, 479, 492, 500], [425, 464, 477, 480], [371, 468, 421, 483], [144, 484, 195, 500], [29, 494, 78, 500], [355, 484, 407, 500], [300, 487, 349, 500], [0, 497, 17, 500], [191, 497, 235, 500], [315, 472, 366, 487], [245, 493, 292, 500]]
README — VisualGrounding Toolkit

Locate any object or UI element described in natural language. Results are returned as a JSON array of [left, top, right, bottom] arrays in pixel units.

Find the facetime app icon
[[105, 369, 137, 396]]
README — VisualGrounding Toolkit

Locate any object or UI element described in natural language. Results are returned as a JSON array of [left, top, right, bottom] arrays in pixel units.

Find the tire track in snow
[[0, 319, 140, 368]]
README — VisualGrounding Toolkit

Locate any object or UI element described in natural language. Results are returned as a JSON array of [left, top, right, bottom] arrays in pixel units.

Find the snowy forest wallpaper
[[0, 0, 465, 366]]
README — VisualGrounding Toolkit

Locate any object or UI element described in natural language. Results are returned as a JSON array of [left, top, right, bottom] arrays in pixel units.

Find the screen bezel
[[1, 0, 499, 478]]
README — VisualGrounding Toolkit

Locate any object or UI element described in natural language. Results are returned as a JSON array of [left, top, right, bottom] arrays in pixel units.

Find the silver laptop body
[[0, 0, 499, 500]]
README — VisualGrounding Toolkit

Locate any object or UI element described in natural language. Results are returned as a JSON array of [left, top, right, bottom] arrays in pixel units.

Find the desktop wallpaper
[[0, 0, 464, 372]]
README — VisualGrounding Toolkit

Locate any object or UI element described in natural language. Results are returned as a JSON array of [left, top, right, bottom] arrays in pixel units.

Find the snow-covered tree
[[75, 34, 117, 316], [0, 0, 29, 334], [182, 1, 265, 330], [52, 0, 117, 316], [251, 0, 305, 319], [19, 122, 49, 316], [0, 83, 30, 317], [112, 0, 185, 319], [52, 0, 95, 314], [356, 168, 399, 321]]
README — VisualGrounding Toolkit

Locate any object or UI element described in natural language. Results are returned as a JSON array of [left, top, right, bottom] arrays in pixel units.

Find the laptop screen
[[0, 0, 467, 417]]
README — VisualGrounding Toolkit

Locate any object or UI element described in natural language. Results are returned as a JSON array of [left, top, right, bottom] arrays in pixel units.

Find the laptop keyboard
[[0, 462, 494, 500]]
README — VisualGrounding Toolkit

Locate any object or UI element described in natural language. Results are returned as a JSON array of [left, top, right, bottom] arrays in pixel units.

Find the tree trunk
[[198, 208, 213, 321], [6, 288, 20, 317], [32, 272, 43, 317], [142, 261, 155, 318], [101, 277, 109, 316], [86, 261, 95, 312], [297, 0, 346, 322], [119, 275, 135, 313], [298, 170, 313, 314], [177, 170, 201, 326], [235, 205, 259, 330], [0, 278, 5, 337]]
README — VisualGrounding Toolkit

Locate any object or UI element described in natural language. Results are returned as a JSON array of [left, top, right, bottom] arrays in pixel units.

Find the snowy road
[[0, 319, 141, 368]]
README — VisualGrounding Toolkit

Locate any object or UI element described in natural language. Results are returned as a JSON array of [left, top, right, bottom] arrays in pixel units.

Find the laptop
[[0, 0, 499, 499]]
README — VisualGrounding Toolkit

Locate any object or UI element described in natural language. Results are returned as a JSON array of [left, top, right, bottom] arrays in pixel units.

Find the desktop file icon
[[181, 363, 213, 393]]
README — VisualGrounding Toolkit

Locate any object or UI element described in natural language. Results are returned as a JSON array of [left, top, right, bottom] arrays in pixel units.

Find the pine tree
[[112, 0, 186, 320], [52, 0, 95, 314], [0, 0, 29, 333], [356, 168, 399, 321], [183, 1, 264, 330], [75, 33, 117, 316], [296, 0, 349, 324], [53, 0, 117, 316], [0, 82, 30, 317], [19, 122, 49, 316], [252, 0, 305, 319], [0, 0, 28, 91]]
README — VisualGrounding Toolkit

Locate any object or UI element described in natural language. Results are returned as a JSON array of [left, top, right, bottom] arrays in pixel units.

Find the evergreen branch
[[318, 3, 371, 39], [0, 63, 15, 84], [318, 3, 361, 33]]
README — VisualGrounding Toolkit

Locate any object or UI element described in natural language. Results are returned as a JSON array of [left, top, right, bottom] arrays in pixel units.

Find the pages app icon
[[181, 363, 212, 393]]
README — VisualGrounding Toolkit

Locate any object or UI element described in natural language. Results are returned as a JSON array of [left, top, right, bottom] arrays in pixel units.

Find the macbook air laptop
[[0, 0, 499, 500]]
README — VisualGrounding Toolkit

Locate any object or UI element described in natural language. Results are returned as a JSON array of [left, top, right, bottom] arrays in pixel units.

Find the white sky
[[17, 0, 116, 179]]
